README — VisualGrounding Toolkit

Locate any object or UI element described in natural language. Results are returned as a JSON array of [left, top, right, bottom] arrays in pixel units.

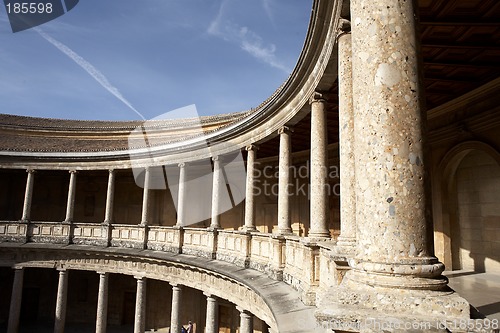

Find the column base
[[307, 230, 331, 239], [316, 272, 471, 332], [240, 226, 257, 232], [334, 237, 357, 256]]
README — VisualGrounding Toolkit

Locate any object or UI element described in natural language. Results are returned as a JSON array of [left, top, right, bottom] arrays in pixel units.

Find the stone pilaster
[[64, 170, 77, 223], [140, 167, 151, 226], [210, 156, 222, 229], [204, 293, 218, 333], [170, 284, 182, 333], [237, 307, 253, 333], [316, 5, 470, 328], [7, 267, 24, 333], [104, 170, 115, 224], [134, 277, 147, 333], [336, 28, 357, 253], [277, 127, 292, 235], [176, 163, 187, 227], [21, 169, 35, 223], [54, 270, 68, 333], [308, 92, 330, 238], [95, 272, 109, 333], [243, 145, 258, 231]]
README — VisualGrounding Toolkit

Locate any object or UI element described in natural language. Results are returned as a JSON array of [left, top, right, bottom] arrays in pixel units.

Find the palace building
[[1, 0, 500, 332]]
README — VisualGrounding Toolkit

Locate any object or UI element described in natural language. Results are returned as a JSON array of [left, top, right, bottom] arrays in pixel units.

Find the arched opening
[[435, 142, 500, 274]]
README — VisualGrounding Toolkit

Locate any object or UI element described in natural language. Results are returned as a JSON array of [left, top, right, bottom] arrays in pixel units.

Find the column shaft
[[309, 93, 330, 238], [277, 127, 292, 234], [205, 294, 218, 333], [95, 272, 109, 333], [176, 163, 186, 226], [21, 170, 35, 222], [140, 168, 151, 226], [238, 309, 253, 333], [337, 31, 357, 251], [170, 284, 182, 333], [243, 145, 257, 231], [210, 157, 222, 229], [104, 170, 115, 224], [7, 268, 24, 333], [64, 171, 77, 222], [350, 0, 444, 287], [134, 277, 147, 333], [54, 270, 68, 333]]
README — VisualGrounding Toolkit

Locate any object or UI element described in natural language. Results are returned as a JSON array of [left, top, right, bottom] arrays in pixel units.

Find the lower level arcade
[[0, 267, 269, 333]]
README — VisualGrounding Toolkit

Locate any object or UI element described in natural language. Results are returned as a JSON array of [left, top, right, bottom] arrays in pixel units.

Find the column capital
[[26, 168, 36, 174], [309, 91, 326, 104], [245, 144, 259, 152], [108, 169, 115, 174], [178, 162, 186, 168], [96, 271, 109, 276], [337, 18, 351, 34], [170, 282, 183, 288], [212, 155, 220, 162], [134, 275, 146, 281], [277, 126, 293, 135], [68, 169, 78, 174]]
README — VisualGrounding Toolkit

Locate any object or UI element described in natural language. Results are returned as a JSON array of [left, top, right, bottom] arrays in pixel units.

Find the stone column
[[21, 169, 35, 222], [237, 307, 253, 333], [134, 277, 147, 333], [169, 284, 182, 333], [64, 171, 77, 222], [95, 272, 109, 333], [204, 294, 218, 333], [308, 92, 330, 238], [210, 156, 222, 229], [54, 270, 68, 333], [140, 167, 151, 226], [277, 127, 292, 235], [347, 0, 448, 290], [336, 28, 357, 253], [243, 145, 258, 231], [7, 267, 24, 333], [104, 170, 115, 224], [176, 163, 186, 227]]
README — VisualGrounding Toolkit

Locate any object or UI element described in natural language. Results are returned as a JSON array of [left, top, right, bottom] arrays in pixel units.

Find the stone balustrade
[[0, 220, 343, 305]]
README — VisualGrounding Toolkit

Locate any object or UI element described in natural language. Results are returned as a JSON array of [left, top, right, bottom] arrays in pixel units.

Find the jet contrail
[[35, 27, 145, 120]]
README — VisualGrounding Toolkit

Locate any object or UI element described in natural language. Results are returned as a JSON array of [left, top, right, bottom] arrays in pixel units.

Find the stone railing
[[0, 221, 345, 305]]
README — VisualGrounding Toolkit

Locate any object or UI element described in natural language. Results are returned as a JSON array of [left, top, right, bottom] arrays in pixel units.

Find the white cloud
[[207, 3, 290, 74], [262, 0, 274, 23]]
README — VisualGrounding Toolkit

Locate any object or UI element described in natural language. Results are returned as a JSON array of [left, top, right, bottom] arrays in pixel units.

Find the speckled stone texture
[[317, 0, 471, 329], [350, 0, 444, 287], [336, 31, 357, 253]]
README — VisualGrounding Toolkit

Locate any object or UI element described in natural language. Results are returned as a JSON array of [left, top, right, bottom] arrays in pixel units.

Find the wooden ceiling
[[256, 0, 500, 159]]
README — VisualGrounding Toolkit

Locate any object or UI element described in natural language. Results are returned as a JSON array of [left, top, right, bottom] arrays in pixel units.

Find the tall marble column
[[64, 171, 77, 223], [277, 127, 292, 235], [348, 0, 447, 290], [104, 170, 115, 224], [308, 92, 330, 238], [95, 272, 109, 333], [134, 277, 147, 333], [210, 156, 222, 229], [21, 170, 35, 222], [204, 294, 218, 333], [140, 167, 151, 226], [176, 163, 187, 227], [243, 145, 258, 231], [54, 270, 68, 333], [7, 267, 24, 333], [237, 307, 253, 333], [336, 28, 357, 253], [170, 284, 182, 333]]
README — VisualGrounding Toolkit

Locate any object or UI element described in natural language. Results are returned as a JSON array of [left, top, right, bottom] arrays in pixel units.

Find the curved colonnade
[[0, 0, 485, 331]]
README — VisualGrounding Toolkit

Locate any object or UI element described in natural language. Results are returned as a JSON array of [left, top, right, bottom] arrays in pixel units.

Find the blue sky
[[0, 1, 311, 120]]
